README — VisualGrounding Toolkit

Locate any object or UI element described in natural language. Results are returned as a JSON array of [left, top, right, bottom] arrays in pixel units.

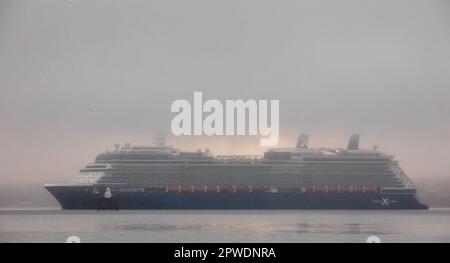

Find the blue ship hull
[[45, 185, 428, 210]]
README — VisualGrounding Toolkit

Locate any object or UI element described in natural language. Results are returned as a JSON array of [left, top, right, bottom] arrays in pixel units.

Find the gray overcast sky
[[1, 0, 450, 183]]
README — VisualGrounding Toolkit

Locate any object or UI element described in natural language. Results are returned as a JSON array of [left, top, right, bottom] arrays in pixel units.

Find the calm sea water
[[0, 208, 449, 243]]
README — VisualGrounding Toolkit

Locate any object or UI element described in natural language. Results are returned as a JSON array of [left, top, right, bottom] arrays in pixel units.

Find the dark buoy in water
[[97, 187, 119, 211]]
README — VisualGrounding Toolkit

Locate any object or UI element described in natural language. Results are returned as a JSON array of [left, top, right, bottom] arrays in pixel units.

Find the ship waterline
[[45, 134, 428, 210]]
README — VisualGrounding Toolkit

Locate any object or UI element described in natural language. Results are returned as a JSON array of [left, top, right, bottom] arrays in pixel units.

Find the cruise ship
[[45, 134, 428, 209]]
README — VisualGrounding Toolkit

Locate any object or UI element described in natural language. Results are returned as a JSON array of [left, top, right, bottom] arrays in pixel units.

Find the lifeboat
[[221, 185, 233, 192], [193, 186, 206, 192], [316, 187, 327, 193], [366, 186, 378, 193], [207, 185, 217, 192], [180, 186, 192, 193], [328, 187, 339, 193], [167, 185, 179, 192], [253, 186, 265, 192], [236, 186, 250, 192]]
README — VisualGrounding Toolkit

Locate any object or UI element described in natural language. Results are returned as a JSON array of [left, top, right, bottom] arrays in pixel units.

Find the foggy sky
[[1, 0, 450, 184]]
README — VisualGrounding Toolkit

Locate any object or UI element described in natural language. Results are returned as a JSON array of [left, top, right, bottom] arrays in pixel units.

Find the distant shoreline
[[0, 206, 61, 211], [1, 207, 450, 213]]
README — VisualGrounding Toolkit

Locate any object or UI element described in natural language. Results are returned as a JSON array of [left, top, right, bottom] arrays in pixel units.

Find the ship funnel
[[347, 134, 360, 150], [296, 134, 309, 149]]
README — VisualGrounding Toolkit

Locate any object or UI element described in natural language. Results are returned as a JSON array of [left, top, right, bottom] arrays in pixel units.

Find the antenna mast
[[153, 133, 166, 146]]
